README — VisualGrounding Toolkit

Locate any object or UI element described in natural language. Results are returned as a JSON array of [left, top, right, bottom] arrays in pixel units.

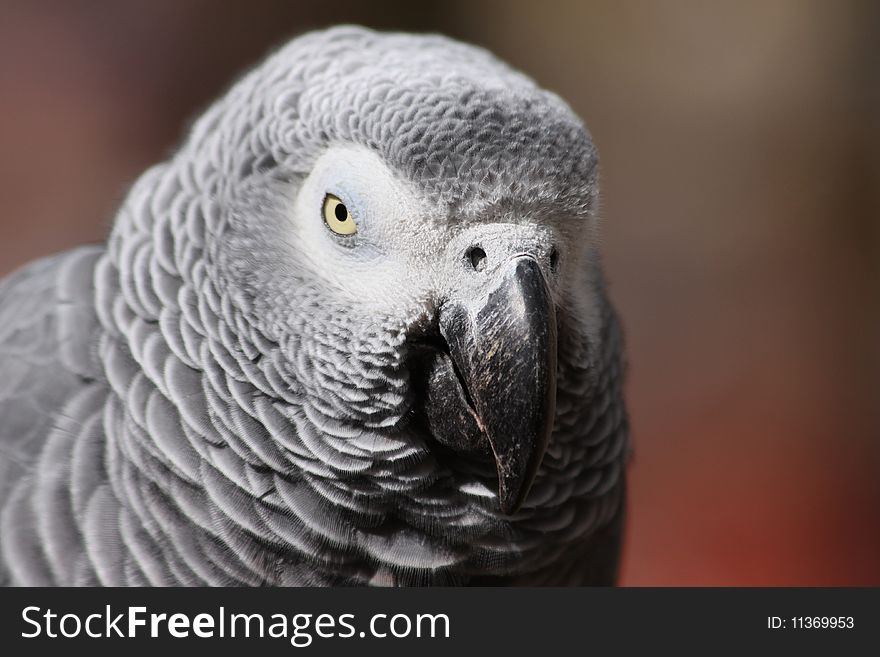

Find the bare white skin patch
[[290, 144, 603, 350]]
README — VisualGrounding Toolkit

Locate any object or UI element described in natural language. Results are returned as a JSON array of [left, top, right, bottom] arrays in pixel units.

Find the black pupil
[[334, 203, 348, 222]]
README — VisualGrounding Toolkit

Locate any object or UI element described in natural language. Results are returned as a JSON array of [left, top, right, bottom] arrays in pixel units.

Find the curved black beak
[[439, 256, 557, 514]]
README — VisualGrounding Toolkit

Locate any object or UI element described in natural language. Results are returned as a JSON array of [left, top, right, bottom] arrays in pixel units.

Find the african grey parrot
[[0, 26, 629, 586]]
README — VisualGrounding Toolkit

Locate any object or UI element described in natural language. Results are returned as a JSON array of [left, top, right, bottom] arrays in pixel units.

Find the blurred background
[[0, 0, 877, 585]]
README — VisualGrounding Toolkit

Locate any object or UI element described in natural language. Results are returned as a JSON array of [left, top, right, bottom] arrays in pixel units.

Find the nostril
[[549, 248, 559, 274], [467, 246, 487, 272]]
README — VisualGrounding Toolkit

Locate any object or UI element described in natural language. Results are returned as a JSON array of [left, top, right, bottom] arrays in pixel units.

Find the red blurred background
[[0, 1, 877, 585]]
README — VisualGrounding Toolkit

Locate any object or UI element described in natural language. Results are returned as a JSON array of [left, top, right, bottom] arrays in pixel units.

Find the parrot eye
[[322, 193, 357, 236]]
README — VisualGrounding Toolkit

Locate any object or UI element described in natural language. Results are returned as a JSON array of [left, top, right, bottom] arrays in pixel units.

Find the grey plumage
[[0, 26, 629, 586]]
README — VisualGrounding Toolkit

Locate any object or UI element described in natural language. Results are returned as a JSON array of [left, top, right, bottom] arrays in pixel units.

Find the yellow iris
[[322, 193, 357, 236]]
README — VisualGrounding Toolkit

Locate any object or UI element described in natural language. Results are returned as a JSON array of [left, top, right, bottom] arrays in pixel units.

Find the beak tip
[[495, 468, 532, 516], [498, 496, 523, 516]]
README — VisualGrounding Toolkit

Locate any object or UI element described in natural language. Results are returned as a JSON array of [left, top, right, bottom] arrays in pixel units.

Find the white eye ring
[[322, 193, 357, 236]]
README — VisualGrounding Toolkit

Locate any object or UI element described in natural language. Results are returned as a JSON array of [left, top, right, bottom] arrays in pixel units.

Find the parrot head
[[176, 26, 604, 520]]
